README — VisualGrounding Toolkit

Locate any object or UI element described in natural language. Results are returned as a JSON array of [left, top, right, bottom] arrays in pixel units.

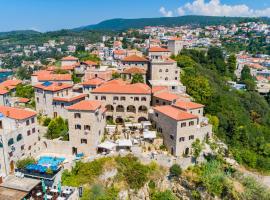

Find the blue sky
[[0, 0, 269, 32]]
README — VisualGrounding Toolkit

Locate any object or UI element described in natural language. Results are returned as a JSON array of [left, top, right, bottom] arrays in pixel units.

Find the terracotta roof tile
[[173, 101, 204, 110], [148, 47, 170, 52], [153, 92, 179, 101], [18, 98, 30, 103], [122, 67, 146, 74], [82, 60, 98, 65], [92, 81, 151, 94], [38, 74, 72, 81], [154, 105, 198, 121], [122, 55, 148, 62], [0, 79, 22, 87], [0, 106, 36, 120], [81, 77, 105, 86], [34, 82, 73, 92], [53, 94, 87, 102], [67, 100, 102, 111], [61, 56, 78, 61]]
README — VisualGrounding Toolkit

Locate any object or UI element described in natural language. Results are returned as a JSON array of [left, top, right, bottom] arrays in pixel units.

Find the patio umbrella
[[58, 181, 62, 195], [41, 179, 46, 193]]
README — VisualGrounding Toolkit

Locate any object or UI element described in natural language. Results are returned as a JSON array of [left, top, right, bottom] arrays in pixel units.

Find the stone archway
[[138, 117, 147, 123], [115, 117, 124, 124]]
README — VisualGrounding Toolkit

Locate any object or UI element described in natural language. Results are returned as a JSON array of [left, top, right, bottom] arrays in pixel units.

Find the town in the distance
[[0, 19, 270, 200]]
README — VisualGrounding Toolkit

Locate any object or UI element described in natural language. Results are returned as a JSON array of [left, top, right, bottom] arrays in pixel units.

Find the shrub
[[151, 190, 177, 200], [16, 157, 36, 169], [43, 117, 51, 126], [169, 164, 182, 178]]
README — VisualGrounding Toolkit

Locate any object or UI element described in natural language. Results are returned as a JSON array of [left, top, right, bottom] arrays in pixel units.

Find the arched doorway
[[106, 116, 113, 121], [115, 117, 124, 124], [9, 161, 15, 174], [138, 117, 147, 123]]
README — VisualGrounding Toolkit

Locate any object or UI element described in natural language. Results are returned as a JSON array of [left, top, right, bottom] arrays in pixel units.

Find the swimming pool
[[38, 156, 65, 168]]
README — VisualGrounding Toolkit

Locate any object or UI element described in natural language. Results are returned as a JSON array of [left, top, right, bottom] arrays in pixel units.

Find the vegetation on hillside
[[173, 47, 270, 172], [46, 117, 69, 140]]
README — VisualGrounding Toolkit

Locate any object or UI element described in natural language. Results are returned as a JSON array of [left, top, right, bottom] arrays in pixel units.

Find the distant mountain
[[75, 15, 270, 31], [0, 30, 41, 37]]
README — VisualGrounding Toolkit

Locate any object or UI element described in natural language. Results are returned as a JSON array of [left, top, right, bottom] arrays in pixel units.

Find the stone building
[[67, 100, 106, 156], [167, 37, 183, 55], [34, 82, 86, 119], [150, 101, 212, 157], [0, 106, 40, 179], [91, 79, 151, 123]]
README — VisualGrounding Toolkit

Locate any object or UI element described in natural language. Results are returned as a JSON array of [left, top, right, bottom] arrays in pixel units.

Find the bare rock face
[[129, 184, 150, 200], [118, 190, 129, 200]]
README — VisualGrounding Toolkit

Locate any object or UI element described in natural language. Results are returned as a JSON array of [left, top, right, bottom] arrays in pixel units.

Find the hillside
[[76, 15, 270, 31]]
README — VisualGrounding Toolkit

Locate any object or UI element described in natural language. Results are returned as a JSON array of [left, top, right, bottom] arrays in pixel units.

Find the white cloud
[[174, 0, 270, 17], [159, 6, 173, 17]]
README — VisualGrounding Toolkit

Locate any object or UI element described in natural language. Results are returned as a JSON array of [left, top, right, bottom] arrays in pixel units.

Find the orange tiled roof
[[53, 94, 87, 102], [122, 55, 148, 62], [153, 92, 179, 101], [61, 56, 78, 61], [151, 86, 167, 93], [82, 60, 98, 66], [81, 77, 105, 86], [92, 81, 151, 94], [169, 37, 182, 41], [38, 74, 72, 81], [18, 97, 30, 103], [0, 106, 36, 120], [154, 105, 198, 121], [173, 101, 204, 110], [34, 82, 73, 92], [0, 79, 22, 87], [0, 88, 9, 95], [122, 67, 146, 74], [67, 100, 102, 111], [148, 47, 170, 52], [114, 50, 126, 55], [32, 70, 52, 76]]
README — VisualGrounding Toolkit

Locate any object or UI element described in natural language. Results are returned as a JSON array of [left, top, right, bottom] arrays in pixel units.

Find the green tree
[[16, 84, 34, 99], [192, 139, 203, 163], [227, 54, 237, 74], [46, 117, 68, 140], [131, 73, 144, 84], [169, 164, 182, 178]]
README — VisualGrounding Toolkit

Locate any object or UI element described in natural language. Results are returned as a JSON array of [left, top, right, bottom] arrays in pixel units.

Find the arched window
[[8, 138, 14, 146], [105, 105, 114, 112], [116, 105, 124, 112], [0, 142, 3, 148], [165, 69, 169, 72], [127, 105, 136, 113], [17, 134, 23, 142], [141, 97, 147, 101], [159, 69, 162, 72], [138, 106, 148, 113]]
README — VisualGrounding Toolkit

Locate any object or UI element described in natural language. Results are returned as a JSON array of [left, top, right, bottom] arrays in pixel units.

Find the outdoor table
[[50, 188, 58, 193], [62, 190, 71, 195], [36, 192, 42, 197], [47, 194, 53, 199]]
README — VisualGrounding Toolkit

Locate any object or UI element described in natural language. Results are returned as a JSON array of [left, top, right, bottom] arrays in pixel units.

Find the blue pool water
[[38, 156, 65, 167]]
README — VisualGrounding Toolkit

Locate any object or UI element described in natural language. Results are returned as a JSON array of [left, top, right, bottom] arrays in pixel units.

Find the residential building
[[167, 37, 184, 55], [67, 100, 106, 156], [91, 80, 151, 123], [121, 55, 149, 70], [61, 56, 79, 66], [150, 101, 212, 157], [0, 106, 39, 178]]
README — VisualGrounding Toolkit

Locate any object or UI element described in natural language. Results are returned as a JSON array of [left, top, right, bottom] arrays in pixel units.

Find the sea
[[0, 71, 13, 83]]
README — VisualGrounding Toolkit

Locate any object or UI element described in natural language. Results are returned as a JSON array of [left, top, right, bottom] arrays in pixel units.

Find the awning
[[98, 141, 116, 150], [118, 139, 133, 147], [143, 131, 156, 139]]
